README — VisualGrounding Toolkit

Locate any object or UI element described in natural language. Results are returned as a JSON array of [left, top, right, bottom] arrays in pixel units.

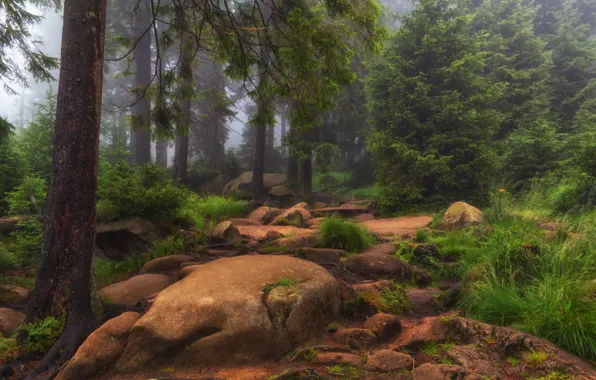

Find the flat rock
[[236, 225, 314, 241], [0, 284, 30, 303], [305, 218, 325, 228], [352, 213, 376, 222], [269, 208, 309, 227], [56, 312, 140, 380], [345, 253, 413, 283], [365, 350, 412, 372], [314, 206, 369, 216], [363, 313, 402, 342], [0, 307, 25, 337], [139, 255, 192, 274], [228, 218, 262, 226], [351, 280, 394, 294], [267, 235, 319, 250], [361, 216, 433, 236], [446, 345, 501, 379], [391, 317, 448, 349], [313, 352, 364, 366], [439, 202, 486, 230], [297, 248, 346, 264], [359, 243, 397, 255], [411, 363, 466, 380], [115, 256, 341, 372], [99, 274, 172, 307], [331, 328, 378, 350], [405, 288, 444, 316]]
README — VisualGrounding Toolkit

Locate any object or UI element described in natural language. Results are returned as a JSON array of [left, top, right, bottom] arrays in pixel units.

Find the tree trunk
[[156, 139, 168, 167], [173, 134, 189, 183], [288, 154, 298, 185], [252, 121, 267, 200], [280, 111, 287, 157], [25, 0, 107, 374], [299, 152, 312, 196], [173, 26, 193, 183], [132, 0, 152, 165]]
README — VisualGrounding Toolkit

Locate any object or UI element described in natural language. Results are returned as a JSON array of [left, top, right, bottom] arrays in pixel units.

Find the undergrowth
[[318, 218, 375, 252], [178, 194, 248, 227]]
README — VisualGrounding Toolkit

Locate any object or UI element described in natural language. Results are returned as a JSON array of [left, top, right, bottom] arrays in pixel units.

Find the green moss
[[326, 365, 359, 378], [301, 348, 318, 362], [263, 278, 299, 294]]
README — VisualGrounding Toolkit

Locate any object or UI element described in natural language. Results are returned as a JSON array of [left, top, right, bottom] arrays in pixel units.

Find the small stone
[[0, 285, 30, 303], [139, 255, 192, 274], [298, 248, 346, 264], [210, 221, 241, 243], [314, 352, 364, 366], [365, 350, 412, 372], [332, 328, 378, 350], [363, 314, 402, 342], [405, 288, 444, 316]]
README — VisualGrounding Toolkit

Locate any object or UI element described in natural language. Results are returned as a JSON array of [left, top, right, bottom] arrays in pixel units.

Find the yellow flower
[[498, 188, 507, 193]]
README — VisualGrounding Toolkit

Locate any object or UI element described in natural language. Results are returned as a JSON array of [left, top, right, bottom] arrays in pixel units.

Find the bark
[[132, 0, 152, 165], [287, 154, 298, 184], [280, 111, 287, 157], [267, 125, 275, 152], [252, 120, 267, 200], [156, 139, 168, 167], [173, 27, 193, 183], [173, 133, 189, 183], [25, 0, 107, 375], [299, 152, 313, 196]]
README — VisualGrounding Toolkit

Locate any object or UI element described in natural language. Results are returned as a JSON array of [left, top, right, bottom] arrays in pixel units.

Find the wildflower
[[498, 188, 507, 193]]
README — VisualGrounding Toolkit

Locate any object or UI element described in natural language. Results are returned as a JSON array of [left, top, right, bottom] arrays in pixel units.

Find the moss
[[262, 278, 299, 294]]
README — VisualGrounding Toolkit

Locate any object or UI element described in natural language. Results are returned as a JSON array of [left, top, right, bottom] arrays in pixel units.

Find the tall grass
[[177, 194, 249, 227], [446, 195, 596, 361], [318, 218, 375, 252]]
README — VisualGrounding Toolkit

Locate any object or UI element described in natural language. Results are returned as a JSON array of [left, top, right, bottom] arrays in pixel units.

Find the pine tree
[[367, 0, 503, 210]]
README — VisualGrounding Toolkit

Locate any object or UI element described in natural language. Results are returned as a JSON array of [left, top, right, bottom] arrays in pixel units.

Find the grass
[[0, 275, 35, 290], [413, 228, 430, 243], [262, 278, 299, 294], [301, 348, 318, 362], [318, 218, 375, 252], [435, 188, 596, 362], [0, 338, 22, 365], [326, 365, 359, 378], [177, 194, 249, 227], [523, 351, 550, 367], [346, 281, 408, 315]]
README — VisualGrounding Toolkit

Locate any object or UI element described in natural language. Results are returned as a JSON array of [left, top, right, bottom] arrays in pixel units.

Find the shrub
[[178, 195, 248, 226], [0, 245, 17, 270], [6, 175, 46, 215], [20, 314, 65, 355], [10, 218, 43, 267], [318, 218, 374, 252]]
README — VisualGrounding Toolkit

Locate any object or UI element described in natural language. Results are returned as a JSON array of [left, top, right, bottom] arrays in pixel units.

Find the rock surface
[[236, 225, 314, 241], [345, 253, 413, 283], [439, 202, 486, 229], [297, 248, 346, 264], [210, 221, 241, 243], [405, 288, 444, 316], [139, 255, 192, 274], [56, 312, 140, 380], [99, 274, 172, 307], [114, 255, 341, 372], [247, 206, 282, 224], [363, 313, 402, 342], [0, 284, 30, 303], [361, 216, 433, 236], [365, 350, 412, 372], [269, 208, 307, 227], [223, 172, 287, 195], [267, 235, 320, 250], [331, 328, 378, 350], [95, 217, 160, 259], [0, 307, 25, 337]]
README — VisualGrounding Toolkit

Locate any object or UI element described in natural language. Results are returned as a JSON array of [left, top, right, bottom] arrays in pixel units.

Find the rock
[[365, 350, 412, 372], [345, 253, 412, 283], [413, 243, 440, 259], [313, 352, 364, 366], [267, 235, 320, 250], [56, 312, 140, 380], [411, 363, 466, 380], [411, 266, 433, 287], [363, 314, 402, 342], [247, 206, 282, 224], [352, 213, 376, 222], [99, 274, 172, 307], [245, 240, 261, 250], [439, 202, 486, 230], [178, 265, 201, 278], [210, 221, 241, 243], [264, 230, 286, 242], [270, 208, 307, 227], [331, 328, 378, 350], [314, 206, 369, 216], [269, 185, 297, 198], [439, 280, 459, 290], [351, 280, 394, 294], [297, 248, 346, 265], [405, 288, 444, 316], [305, 217, 325, 227], [228, 218, 262, 226], [292, 202, 312, 211], [0, 308, 25, 337], [0, 216, 30, 236], [361, 216, 433, 237], [0, 285, 30, 303], [392, 317, 448, 349], [443, 282, 463, 307], [270, 368, 331, 380], [359, 243, 398, 256], [95, 217, 161, 259], [222, 172, 287, 195], [139, 255, 192, 274], [115, 255, 341, 371], [236, 225, 315, 241], [446, 345, 501, 379]]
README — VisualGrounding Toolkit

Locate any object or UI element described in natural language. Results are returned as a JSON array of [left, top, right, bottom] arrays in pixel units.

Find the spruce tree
[[367, 0, 503, 210]]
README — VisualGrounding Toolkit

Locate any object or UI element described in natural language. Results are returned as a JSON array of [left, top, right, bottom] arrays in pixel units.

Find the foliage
[[262, 278, 299, 294], [348, 282, 408, 315], [6, 175, 46, 215], [326, 365, 359, 378], [0, 118, 23, 215], [0, 337, 22, 365], [8, 218, 44, 267], [318, 218, 374, 252], [367, 0, 504, 212], [177, 194, 248, 227], [19, 314, 66, 355]]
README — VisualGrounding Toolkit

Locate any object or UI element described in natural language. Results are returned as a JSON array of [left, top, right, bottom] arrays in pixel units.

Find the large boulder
[[223, 172, 287, 196], [439, 202, 486, 229], [114, 255, 341, 372], [95, 217, 161, 260], [56, 312, 140, 380], [270, 207, 311, 227], [139, 255, 192, 274], [99, 274, 173, 307], [0, 308, 25, 337], [247, 206, 283, 224], [0, 284, 30, 303], [0, 216, 30, 236]]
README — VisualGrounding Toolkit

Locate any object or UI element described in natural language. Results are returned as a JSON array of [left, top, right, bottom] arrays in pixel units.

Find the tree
[[367, 0, 503, 211], [0, 0, 59, 93], [25, 0, 107, 376], [0, 117, 24, 215]]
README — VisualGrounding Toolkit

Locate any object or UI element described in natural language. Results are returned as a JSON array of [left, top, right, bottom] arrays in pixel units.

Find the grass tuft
[[262, 278, 299, 294], [318, 218, 375, 252]]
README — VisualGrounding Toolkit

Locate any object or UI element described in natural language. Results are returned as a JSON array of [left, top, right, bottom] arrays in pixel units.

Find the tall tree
[[131, 0, 152, 165], [25, 0, 107, 375]]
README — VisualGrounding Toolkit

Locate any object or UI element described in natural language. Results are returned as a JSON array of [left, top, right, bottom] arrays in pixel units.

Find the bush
[[177, 195, 248, 226], [10, 219, 43, 267], [0, 245, 17, 270], [318, 218, 374, 252], [6, 175, 46, 216], [20, 314, 66, 355]]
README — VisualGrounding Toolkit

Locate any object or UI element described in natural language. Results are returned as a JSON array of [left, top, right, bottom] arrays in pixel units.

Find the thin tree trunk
[[299, 152, 312, 196], [280, 111, 287, 157], [252, 120, 267, 199], [156, 140, 168, 167], [25, 0, 107, 374], [173, 25, 193, 183], [133, 0, 152, 165]]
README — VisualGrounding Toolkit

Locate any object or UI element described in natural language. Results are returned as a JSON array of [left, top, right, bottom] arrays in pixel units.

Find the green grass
[[345, 281, 408, 315], [301, 348, 318, 362], [262, 278, 299, 294], [0, 275, 35, 290], [318, 217, 375, 252], [439, 200, 596, 361], [326, 365, 359, 378], [177, 194, 249, 227]]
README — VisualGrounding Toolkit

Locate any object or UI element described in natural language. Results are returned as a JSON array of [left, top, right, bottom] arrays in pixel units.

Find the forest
[[0, 0, 595, 379]]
